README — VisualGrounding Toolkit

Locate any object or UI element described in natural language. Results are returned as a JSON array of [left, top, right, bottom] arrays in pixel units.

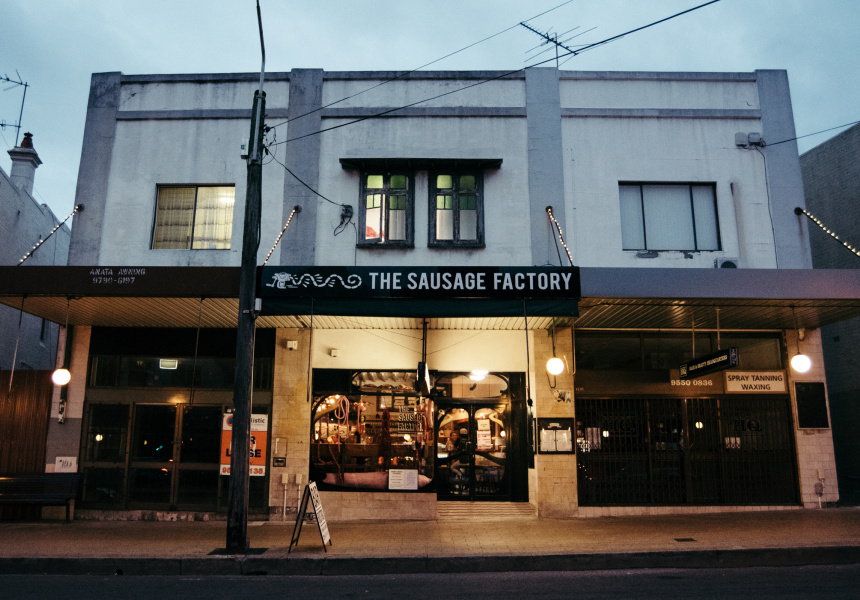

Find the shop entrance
[[436, 402, 510, 501]]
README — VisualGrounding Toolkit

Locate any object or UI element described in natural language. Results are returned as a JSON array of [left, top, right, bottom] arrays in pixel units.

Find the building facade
[[0, 133, 71, 493], [1, 133, 70, 370], [4, 68, 857, 521], [800, 122, 860, 505]]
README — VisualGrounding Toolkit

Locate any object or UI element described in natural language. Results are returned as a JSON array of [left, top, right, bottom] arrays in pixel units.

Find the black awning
[[260, 297, 578, 318]]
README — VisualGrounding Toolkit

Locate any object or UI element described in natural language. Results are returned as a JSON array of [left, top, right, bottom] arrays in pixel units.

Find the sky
[[2, 0, 858, 224]]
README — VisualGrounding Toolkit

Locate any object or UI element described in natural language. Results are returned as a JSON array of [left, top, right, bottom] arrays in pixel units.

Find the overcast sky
[[2, 0, 858, 224]]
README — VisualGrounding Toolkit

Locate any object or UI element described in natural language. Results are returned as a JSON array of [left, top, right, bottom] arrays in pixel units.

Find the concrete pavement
[[0, 507, 858, 576]]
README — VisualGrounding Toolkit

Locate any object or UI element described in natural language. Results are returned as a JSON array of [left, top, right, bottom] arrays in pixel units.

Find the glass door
[[436, 403, 509, 500]]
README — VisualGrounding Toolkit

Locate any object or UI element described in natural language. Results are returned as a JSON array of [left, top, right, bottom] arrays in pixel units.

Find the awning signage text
[[725, 371, 787, 393], [679, 347, 739, 380], [259, 266, 580, 300]]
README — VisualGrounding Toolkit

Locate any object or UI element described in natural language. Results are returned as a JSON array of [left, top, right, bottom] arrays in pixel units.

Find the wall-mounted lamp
[[790, 307, 812, 374], [52, 298, 72, 387], [546, 357, 565, 376], [546, 321, 565, 376], [51, 368, 71, 386]]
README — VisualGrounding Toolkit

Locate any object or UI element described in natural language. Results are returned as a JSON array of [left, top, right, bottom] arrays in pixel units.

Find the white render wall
[[80, 70, 787, 270], [315, 115, 532, 267], [322, 77, 525, 109], [560, 77, 760, 110], [563, 116, 774, 268]]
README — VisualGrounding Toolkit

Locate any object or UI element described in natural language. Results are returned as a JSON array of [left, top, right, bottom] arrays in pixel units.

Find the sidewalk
[[0, 508, 858, 576]]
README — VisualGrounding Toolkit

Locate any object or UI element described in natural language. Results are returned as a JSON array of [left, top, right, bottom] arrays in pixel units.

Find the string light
[[18, 204, 83, 266], [263, 205, 301, 266], [546, 206, 574, 266], [794, 207, 860, 260]]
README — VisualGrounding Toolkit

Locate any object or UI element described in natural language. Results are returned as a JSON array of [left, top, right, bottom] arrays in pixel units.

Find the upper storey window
[[429, 172, 484, 248], [358, 173, 414, 247], [619, 183, 720, 252], [151, 185, 235, 250]]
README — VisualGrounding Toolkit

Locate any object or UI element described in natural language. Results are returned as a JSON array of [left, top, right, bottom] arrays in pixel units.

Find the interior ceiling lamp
[[790, 307, 812, 374], [470, 370, 488, 381], [546, 321, 565, 376], [52, 298, 72, 386]]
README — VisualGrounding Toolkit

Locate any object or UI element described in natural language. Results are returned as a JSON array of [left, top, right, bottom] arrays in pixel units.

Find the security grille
[[576, 396, 798, 506]]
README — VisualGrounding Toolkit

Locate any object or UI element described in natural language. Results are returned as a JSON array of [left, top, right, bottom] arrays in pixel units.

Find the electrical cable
[[268, 0, 722, 150], [267, 150, 344, 207], [266, 0, 579, 132], [764, 120, 860, 148]]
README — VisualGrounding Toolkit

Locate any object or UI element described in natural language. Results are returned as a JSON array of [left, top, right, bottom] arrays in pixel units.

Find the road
[[1, 565, 858, 599]]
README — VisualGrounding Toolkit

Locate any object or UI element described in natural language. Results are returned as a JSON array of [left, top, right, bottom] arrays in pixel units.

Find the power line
[[267, 0, 579, 132], [765, 119, 860, 148], [268, 0, 722, 149]]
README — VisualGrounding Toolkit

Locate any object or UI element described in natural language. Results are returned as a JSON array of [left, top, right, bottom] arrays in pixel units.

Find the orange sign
[[220, 412, 268, 476]]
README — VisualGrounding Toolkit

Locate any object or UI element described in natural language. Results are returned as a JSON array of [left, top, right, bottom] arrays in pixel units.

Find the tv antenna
[[1, 70, 29, 146], [521, 22, 596, 68]]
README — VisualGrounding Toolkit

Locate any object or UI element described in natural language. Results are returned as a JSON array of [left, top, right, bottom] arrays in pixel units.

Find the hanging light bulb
[[51, 368, 71, 386], [52, 297, 72, 386], [791, 353, 812, 373], [546, 320, 565, 375], [546, 357, 565, 375], [790, 307, 812, 374]]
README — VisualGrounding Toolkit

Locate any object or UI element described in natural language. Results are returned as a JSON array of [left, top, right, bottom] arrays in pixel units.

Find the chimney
[[8, 132, 42, 196]]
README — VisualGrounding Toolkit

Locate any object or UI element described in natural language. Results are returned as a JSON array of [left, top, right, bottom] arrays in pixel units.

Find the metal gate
[[576, 396, 799, 506]]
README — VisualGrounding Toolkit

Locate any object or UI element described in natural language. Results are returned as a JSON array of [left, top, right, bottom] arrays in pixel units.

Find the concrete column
[[278, 69, 324, 266], [526, 68, 566, 267], [68, 72, 122, 266], [269, 328, 312, 517], [756, 70, 812, 269], [533, 325, 577, 517]]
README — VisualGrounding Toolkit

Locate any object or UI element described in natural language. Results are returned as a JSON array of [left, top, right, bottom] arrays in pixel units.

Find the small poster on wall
[[537, 418, 576, 454], [388, 469, 419, 490]]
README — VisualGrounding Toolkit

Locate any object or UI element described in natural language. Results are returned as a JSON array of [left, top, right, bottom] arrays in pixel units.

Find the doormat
[[209, 547, 268, 555]]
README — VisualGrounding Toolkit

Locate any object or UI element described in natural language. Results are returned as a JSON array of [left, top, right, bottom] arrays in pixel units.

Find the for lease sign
[[220, 413, 268, 476]]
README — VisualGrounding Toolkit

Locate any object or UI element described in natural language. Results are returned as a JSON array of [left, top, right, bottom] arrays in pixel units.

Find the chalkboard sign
[[795, 381, 830, 429], [288, 481, 332, 553]]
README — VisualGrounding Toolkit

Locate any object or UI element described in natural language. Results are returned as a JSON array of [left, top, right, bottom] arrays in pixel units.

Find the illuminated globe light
[[546, 357, 565, 375], [470, 370, 488, 381], [791, 353, 812, 373], [51, 368, 71, 386]]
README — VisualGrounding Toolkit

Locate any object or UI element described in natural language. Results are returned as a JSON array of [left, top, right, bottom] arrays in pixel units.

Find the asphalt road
[[1, 564, 858, 599]]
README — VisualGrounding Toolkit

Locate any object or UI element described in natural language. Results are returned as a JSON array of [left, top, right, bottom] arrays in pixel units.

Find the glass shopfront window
[[311, 370, 435, 491]]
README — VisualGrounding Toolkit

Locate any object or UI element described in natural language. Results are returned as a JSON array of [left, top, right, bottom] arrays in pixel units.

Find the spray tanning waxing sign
[[220, 412, 268, 476]]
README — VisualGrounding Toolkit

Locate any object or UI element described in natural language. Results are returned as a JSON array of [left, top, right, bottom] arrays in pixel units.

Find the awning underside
[[1, 294, 858, 331]]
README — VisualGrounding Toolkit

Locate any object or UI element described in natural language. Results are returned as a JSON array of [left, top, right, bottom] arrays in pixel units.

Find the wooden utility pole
[[226, 1, 266, 554]]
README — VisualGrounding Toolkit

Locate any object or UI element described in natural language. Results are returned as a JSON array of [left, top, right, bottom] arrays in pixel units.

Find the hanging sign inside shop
[[725, 371, 787, 393], [220, 412, 268, 476], [679, 347, 739, 380], [259, 266, 580, 300]]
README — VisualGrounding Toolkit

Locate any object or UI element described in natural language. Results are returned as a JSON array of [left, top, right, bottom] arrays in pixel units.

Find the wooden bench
[[0, 474, 80, 521]]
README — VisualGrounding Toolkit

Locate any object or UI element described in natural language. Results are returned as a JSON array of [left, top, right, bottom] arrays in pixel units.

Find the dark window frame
[[356, 173, 415, 248], [428, 171, 485, 248], [619, 182, 722, 252]]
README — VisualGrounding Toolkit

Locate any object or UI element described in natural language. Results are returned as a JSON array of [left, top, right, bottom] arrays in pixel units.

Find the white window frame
[[151, 185, 235, 250], [619, 182, 721, 252]]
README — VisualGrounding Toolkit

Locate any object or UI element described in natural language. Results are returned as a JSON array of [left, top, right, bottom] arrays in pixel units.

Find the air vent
[[714, 258, 740, 269]]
